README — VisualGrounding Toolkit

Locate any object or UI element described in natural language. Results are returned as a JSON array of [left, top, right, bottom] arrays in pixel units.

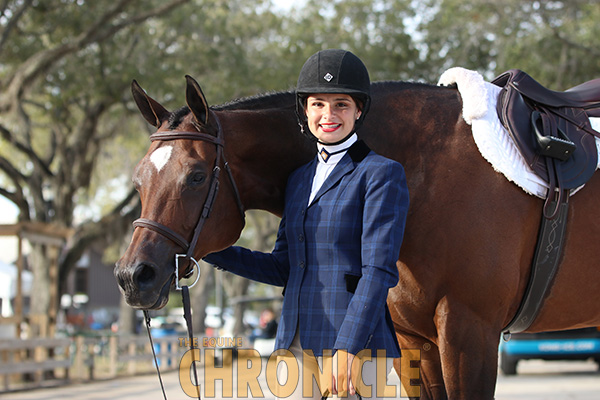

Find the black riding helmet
[[296, 49, 371, 145]]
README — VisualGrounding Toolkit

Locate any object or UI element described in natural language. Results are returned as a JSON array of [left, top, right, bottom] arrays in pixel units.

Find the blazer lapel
[[308, 153, 356, 208], [296, 157, 317, 208]]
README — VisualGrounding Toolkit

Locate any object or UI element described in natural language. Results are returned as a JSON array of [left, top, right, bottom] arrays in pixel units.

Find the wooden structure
[[0, 222, 73, 338], [0, 333, 185, 391], [0, 337, 71, 390]]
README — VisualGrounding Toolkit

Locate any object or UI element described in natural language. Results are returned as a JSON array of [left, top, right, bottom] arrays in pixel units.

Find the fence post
[[33, 341, 43, 384], [128, 340, 136, 375], [109, 336, 118, 378], [1, 349, 10, 390], [87, 339, 95, 381], [74, 336, 84, 380], [171, 337, 178, 368], [64, 340, 70, 381]]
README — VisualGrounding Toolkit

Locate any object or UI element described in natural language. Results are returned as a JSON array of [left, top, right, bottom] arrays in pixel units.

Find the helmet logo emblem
[[323, 73, 334, 82]]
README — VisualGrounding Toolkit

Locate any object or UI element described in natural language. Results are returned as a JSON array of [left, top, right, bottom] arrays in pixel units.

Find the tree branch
[[0, 154, 27, 183], [85, 0, 191, 47], [0, 122, 53, 177], [0, 0, 190, 112], [45, 126, 58, 167], [0, 0, 34, 56], [552, 29, 600, 58], [69, 100, 110, 188], [536, 1, 600, 59], [58, 188, 140, 292]]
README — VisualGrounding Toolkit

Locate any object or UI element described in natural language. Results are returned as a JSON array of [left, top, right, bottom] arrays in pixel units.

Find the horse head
[[115, 76, 245, 309]]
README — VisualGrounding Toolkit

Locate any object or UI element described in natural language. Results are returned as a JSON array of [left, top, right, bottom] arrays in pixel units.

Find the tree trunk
[[192, 261, 214, 334], [118, 295, 138, 335], [232, 279, 250, 336], [28, 244, 52, 337]]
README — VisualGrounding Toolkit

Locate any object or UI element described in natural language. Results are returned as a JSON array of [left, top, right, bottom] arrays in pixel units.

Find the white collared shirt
[[308, 134, 358, 205]]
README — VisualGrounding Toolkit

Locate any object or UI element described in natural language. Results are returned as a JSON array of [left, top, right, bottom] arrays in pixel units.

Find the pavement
[[2, 359, 599, 399]]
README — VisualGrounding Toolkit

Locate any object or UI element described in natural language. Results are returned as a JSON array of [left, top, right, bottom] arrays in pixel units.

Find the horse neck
[[218, 108, 314, 216], [364, 82, 463, 167]]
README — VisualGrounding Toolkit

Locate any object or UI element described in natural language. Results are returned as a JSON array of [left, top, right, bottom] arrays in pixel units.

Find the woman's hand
[[322, 350, 359, 397]]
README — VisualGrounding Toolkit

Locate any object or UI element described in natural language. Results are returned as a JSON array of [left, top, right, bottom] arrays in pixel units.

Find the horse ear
[[131, 80, 170, 128], [185, 75, 210, 126]]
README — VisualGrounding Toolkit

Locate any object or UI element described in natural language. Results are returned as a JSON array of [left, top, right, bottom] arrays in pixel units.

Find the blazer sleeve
[[334, 160, 409, 355], [202, 213, 290, 287]]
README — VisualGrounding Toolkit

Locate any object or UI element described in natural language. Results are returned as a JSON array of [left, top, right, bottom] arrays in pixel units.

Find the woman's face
[[305, 93, 361, 144]]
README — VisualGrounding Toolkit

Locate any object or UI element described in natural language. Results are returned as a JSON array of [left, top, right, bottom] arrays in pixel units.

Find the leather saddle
[[492, 69, 600, 217]]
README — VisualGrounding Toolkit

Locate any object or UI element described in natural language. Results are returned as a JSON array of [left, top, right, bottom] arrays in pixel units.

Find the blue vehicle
[[499, 327, 600, 375]]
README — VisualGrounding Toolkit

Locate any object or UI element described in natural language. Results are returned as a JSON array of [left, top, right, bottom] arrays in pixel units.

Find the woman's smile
[[320, 123, 342, 132]]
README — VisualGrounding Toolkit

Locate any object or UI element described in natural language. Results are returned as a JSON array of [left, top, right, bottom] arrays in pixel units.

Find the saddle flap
[[495, 74, 598, 190]]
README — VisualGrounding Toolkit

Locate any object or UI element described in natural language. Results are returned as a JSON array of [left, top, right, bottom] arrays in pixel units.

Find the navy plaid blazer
[[204, 140, 409, 358]]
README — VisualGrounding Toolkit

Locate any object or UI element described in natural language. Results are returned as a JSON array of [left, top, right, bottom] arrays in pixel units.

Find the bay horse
[[115, 75, 600, 399]]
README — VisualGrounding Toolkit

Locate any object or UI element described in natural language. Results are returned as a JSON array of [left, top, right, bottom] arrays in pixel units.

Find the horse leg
[[435, 298, 500, 399], [395, 332, 447, 400]]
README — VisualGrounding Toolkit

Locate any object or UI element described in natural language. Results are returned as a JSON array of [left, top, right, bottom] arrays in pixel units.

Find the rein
[[133, 113, 245, 400]]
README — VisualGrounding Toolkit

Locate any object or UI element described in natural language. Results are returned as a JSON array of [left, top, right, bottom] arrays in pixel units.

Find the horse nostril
[[116, 272, 126, 289], [114, 262, 129, 290], [134, 263, 157, 288]]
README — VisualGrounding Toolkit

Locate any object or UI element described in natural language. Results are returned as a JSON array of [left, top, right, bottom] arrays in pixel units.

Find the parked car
[[499, 327, 600, 375]]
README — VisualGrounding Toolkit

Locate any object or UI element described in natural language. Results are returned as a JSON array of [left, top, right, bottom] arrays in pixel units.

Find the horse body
[[115, 78, 600, 399], [362, 83, 539, 397]]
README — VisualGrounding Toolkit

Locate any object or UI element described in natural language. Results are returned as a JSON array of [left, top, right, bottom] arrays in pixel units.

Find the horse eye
[[188, 171, 206, 186]]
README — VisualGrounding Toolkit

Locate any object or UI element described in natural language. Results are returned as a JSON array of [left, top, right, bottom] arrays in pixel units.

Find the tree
[[417, 0, 600, 87], [0, 0, 191, 334], [0, 0, 289, 335]]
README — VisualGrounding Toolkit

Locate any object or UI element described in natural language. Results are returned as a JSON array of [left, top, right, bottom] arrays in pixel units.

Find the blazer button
[[299, 261, 305, 269], [298, 234, 304, 242]]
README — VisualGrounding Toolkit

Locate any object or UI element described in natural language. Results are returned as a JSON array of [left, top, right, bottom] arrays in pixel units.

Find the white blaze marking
[[150, 146, 173, 172]]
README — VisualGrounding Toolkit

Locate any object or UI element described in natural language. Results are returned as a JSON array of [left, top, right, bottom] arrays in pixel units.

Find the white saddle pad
[[439, 67, 600, 198]]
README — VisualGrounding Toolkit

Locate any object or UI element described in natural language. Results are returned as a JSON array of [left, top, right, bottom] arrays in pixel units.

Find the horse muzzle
[[114, 259, 173, 309]]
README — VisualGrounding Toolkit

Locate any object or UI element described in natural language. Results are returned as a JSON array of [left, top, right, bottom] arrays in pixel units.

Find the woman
[[204, 49, 409, 399]]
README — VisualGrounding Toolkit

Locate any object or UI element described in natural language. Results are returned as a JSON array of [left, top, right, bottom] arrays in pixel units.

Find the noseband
[[132, 112, 245, 288]]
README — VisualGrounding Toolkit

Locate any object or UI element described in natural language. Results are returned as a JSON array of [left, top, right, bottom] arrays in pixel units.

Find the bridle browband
[[132, 113, 245, 280], [133, 112, 245, 400]]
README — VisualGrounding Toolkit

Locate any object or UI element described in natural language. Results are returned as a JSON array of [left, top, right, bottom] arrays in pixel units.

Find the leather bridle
[[133, 113, 245, 400], [132, 113, 245, 283]]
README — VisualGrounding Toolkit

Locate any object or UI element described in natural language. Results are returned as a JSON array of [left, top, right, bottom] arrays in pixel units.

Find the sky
[[0, 195, 17, 224], [272, 0, 303, 13], [0, 194, 19, 265]]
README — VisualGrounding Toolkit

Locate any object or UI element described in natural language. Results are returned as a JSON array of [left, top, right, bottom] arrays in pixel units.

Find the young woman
[[204, 49, 409, 400]]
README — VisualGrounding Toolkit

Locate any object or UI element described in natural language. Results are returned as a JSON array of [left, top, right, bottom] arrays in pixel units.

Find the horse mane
[[166, 91, 296, 129], [371, 80, 442, 92], [213, 90, 296, 111], [211, 81, 442, 112], [168, 81, 442, 128]]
